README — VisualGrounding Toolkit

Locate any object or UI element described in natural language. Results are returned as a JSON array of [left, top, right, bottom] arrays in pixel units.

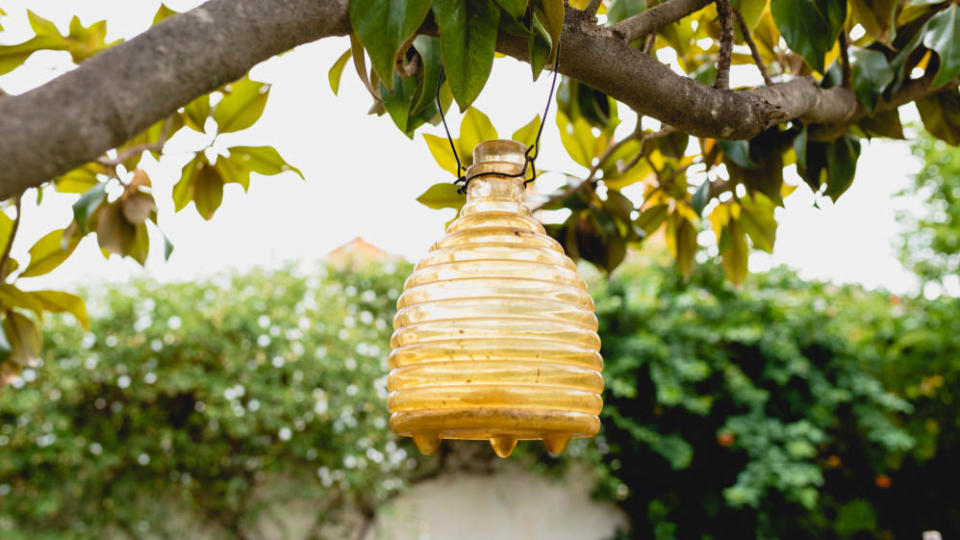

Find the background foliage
[[1, 250, 958, 538]]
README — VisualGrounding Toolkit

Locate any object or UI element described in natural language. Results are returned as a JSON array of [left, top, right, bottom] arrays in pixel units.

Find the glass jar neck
[[461, 176, 528, 217]]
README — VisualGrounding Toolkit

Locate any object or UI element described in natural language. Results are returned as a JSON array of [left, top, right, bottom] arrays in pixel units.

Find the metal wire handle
[[435, 43, 561, 195]]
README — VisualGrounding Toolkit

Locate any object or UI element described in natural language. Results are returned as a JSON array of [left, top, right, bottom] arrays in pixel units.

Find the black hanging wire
[[436, 43, 561, 195]]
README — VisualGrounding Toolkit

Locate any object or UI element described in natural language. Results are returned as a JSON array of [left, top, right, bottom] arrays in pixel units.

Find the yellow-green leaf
[[30, 289, 89, 330], [55, 162, 109, 194], [416, 182, 464, 210], [2, 311, 41, 368], [213, 77, 270, 133], [512, 115, 541, 148], [328, 49, 352, 95], [457, 108, 498, 162], [20, 229, 81, 278], [194, 162, 225, 220], [227, 146, 304, 180], [0, 285, 45, 315], [557, 109, 597, 169], [183, 94, 211, 132], [423, 133, 461, 175]]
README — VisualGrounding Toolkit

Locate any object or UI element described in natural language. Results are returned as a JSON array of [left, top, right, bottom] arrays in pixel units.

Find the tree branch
[[611, 0, 713, 43], [733, 8, 772, 85], [584, 0, 604, 19], [714, 0, 734, 90], [0, 0, 950, 200]]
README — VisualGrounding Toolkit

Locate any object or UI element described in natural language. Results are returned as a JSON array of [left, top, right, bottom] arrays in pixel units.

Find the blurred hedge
[[0, 257, 958, 538]]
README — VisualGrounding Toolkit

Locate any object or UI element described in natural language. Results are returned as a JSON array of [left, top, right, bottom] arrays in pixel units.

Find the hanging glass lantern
[[388, 139, 603, 458]]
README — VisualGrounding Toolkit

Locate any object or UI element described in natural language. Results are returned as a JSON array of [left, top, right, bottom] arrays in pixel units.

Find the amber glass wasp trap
[[387, 140, 603, 458]]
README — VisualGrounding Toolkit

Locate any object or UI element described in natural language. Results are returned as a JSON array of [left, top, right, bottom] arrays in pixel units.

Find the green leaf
[[720, 219, 749, 285], [851, 48, 894, 113], [604, 190, 635, 222], [416, 182, 465, 210], [534, 0, 564, 62], [162, 230, 175, 261], [173, 154, 204, 212], [30, 290, 89, 330], [824, 135, 861, 201], [194, 161, 225, 221], [212, 77, 270, 133], [0, 285, 45, 315], [657, 132, 690, 159], [457, 108, 499, 160], [738, 193, 777, 252], [183, 94, 211, 132], [923, 4, 960, 88], [635, 204, 669, 235], [64, 16, 116, 63], [557, 109, 598, 168], [153, 4, 178, 25], [512, 115, 541, 147], [228, 146, 304, 180], [55, 162, 109, 194], [850, 0, 897, 42], [349, 0, 434, 89], [0, 211, 13, 259], [72, 182, 107, 234], [120, 193, 157, 225], [528, 15, 552, 80], [607, 0, 645, 24], [718, 140, 758, 168], [328, 49, 352, 95], [666, 213, 697, 278], [20, 229, 80, 278], [732, 0, 766, 31], [424, 133, 462, 175], [858, 109, 905, 139], [433, 0, 500, 110], [214, 154, 252, 191], [2, 311, 41, 368], [0, 35, 67, 75], [770, 0, 843, 72], [495, 0, 529, 19], [916, 88, 960, 146], [27, 10, 62, 39], [691, 181, 711, 217]]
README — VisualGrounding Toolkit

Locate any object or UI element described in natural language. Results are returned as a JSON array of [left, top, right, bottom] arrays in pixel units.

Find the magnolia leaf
[[173, 154, 204, 212], [850, 0, 897, 42], [535, 0, 564, 62], [121, 192, 158, 225], [825, 135, 861, 201], [228, 146, 304, 180], [691, 181, 711, 217], [19, 228, 81, 278], [194, 162, 225, 221], [0, 285, 45, 316], [183, 94, 211, 132], [433, 0, 500, 110], [923, 4, 960, 88], [349, 0, 433, 89], [161, 230, 175, 261], [770, 0, 844, 72], [720, 219, 749, 285], [608, 0, 645, 24], [72, 182, 107, 233], [153, 3, 178, 24], [557, 109, 599, 169], [859, 109, 905, 139], [417, 182, 464, 211], [30, 290, 89, 330], [328, 49, 352, 95], [0, 211, 14, 259], [213, 77, 270, 133], [2, 311, 41, 369], [54, 163, 108, 194], [458, 108, 499, 161], [96, 203, 137, 257], [851, 48, 894, 113], [423, 134, 461, 175], [738, 192, 777, 252], [512, 115, 542, 148], [916, 88, 960, 145]]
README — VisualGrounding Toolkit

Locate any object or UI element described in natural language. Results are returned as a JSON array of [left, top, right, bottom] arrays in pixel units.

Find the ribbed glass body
[[388, 140, 603, 458]]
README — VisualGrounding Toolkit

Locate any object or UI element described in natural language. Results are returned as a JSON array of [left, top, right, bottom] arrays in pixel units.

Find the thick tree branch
[[0, 0, 949, 200], [0, 0, 350, 200], [611, 0, 713, 42]]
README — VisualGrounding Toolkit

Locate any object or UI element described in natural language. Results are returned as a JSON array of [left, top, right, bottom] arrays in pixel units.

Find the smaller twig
[[0, 197, 22, 282], [584, 0, 604, 18], [838, 32, 851, 88], [642, 34, 656, 56], [714, 0, 734, 90], [97, 116, 173, 168], [618, 126, 677, 177], [733, 8, 772, 85]]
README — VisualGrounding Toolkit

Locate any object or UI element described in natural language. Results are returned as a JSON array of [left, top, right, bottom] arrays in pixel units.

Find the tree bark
[[0, 0, 945, 200]]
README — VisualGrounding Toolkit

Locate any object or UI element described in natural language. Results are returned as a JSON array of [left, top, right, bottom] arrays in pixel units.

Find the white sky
[[0, 1, 925, 294]]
